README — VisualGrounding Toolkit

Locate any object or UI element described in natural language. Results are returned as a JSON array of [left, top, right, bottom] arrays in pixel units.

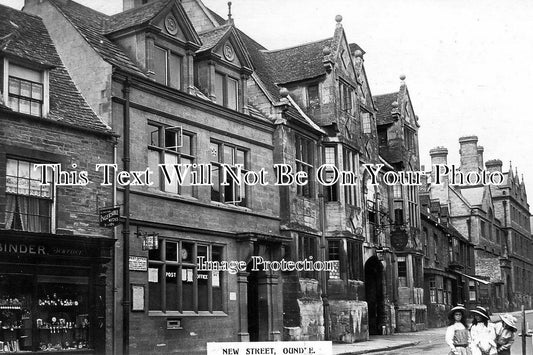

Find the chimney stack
[[459, 135, 479, 173], [477, 146, 484, 169], [429, 147, 450, 205], [485, 159, 503, 173]]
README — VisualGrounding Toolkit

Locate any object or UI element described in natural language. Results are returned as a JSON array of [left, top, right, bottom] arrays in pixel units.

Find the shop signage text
[[99, 206, 120, 227], [0, 243, 45, 255]]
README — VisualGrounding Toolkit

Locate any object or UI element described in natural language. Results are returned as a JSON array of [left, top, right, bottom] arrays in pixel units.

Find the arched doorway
[[365, 256, 384, 335]]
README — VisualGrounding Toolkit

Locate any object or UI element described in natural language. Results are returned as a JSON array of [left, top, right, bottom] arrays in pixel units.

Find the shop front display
[[0, 231, 114, 353]]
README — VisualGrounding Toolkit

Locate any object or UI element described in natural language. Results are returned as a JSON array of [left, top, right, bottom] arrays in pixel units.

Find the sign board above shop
[[99, 206, 120, 227]]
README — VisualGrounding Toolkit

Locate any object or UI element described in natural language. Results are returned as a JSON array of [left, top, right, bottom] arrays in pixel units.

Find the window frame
[[147, 122, 196, 197], [5, 157, 56, 233], [323, 145, 339, 202], [295, 135, 315, 198], [152, 44, 183, 91], [214, 71, 240, 111], [298, 234, 319, 279], [148, 238, 226, 314], [209, 140, 248, 207]]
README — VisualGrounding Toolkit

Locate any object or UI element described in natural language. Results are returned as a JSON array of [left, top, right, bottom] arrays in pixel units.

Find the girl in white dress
[[470, 306, 497, 355], [446, 305, 470, 355]]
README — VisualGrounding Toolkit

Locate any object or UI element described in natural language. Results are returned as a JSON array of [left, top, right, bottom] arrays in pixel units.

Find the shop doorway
[[247, 264, 270, 341], [365, 256, 384, 335]]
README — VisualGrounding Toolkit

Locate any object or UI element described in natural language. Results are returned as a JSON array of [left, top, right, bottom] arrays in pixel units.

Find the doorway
[[365, 256, 384, 335]]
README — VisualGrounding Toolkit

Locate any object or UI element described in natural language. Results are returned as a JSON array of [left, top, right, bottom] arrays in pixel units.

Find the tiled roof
[[0, 4, 110, 134], [105, 0, 170, 34], [373, 92, 398, 124], [349, 42, 365, 56], [198, 25, 231, 52], [48, 0, 147, 77], [261, 38, 332, 85]]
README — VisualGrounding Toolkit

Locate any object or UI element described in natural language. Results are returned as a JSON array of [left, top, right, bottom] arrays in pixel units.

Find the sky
[[2, 0, 533, 205]]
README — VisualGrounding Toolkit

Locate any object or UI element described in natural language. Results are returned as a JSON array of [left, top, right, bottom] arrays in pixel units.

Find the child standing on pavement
[[446, 304, 471, 355], [493, 314, 518, 355], [470, 306, 497, 355]]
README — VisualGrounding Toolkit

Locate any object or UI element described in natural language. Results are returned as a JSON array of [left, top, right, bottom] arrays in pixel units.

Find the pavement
[[332, 309, 533, 355]]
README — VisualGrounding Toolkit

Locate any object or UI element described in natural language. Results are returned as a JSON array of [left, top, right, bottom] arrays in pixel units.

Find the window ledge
[[210, 200, 251, 212], [148, 311, 228, 317]]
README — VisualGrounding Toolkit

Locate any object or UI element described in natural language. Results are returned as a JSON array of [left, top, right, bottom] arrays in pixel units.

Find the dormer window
[[215, 72, 238, 110], [307, 84, 320, 108], [4, 62, 47, 117], [153, 45, 183, 90]]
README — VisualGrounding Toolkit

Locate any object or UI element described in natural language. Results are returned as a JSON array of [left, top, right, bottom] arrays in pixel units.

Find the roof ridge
[[197, 23, 231, 35], [49, 0, 110, 19], [263, 37, 332, 54], [374, 91, 399, 98]]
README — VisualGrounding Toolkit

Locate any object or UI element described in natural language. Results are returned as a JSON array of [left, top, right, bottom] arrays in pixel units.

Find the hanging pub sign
[[99, 206, 120, 227], [390, 228, 409, 250]]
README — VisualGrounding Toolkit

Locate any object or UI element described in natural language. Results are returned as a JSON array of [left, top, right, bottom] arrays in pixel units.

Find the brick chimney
[[459, 135, 479, 173], [485, 159, 503, 173], [429, 146, 449, 204]]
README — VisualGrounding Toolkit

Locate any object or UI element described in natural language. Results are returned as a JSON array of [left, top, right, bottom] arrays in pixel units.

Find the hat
[[449, 304, 467, 319], [470, 306, 490, 320], [500, 314, 518, 331]]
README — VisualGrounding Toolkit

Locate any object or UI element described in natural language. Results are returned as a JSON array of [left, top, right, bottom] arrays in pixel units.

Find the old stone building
[[0, 5, 115, 353], [486, 159, 533, 309], [425, 137, 515, 313], [374, 79, 426, 332], [419, 161, 476, 327]]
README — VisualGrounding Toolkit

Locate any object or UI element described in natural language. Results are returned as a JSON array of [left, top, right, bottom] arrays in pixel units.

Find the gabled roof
[[48, 0, 147, 77], [0, 4, 111, 134], [373, 92, 398, 124], [261, 38, 332, 85], [105, 0, 170, 34], [198, 25, 232, 52]]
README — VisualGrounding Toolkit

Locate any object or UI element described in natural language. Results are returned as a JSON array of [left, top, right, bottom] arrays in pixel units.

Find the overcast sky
[[3, 0, 533, 205]]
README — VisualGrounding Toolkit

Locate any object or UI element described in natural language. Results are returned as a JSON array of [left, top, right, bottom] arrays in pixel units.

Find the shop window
[[210, 140, 248, 206], [215, 72, 239, 110], [147, 123, 195, 197], [148, 239, 224, 313], [397, 257, 407, 287], [429, 277, 436, 303], [153, 45, 182, 90], [5, 158, 54, 233], [307, 84, 320, 108], [298, 235, 318, 279], [295, 135, 315, 197], [324, 146, 338, 202], [347, 240, 362, 280], [445, 279, 453, 305], [7, 64, 46, 117], [343, 148, 357, 206], [328, 240, 340, 279], [0, 274, 92, 352]]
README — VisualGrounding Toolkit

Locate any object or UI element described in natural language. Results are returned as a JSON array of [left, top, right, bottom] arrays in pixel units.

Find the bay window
[[324, 146, 338, 202], [295, 135, 314, 197]]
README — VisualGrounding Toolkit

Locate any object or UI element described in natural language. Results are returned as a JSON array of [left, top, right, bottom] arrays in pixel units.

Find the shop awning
[[454, 271, 490, 285]]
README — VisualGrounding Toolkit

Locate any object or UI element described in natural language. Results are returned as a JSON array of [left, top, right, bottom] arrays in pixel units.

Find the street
[[370, 311, 533, 355]]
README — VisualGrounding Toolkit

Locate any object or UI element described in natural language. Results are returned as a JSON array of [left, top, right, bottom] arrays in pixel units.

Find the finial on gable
[[400, 74, 406, 85], [227, 1, 234, 24], [335, 15, 343, 27]]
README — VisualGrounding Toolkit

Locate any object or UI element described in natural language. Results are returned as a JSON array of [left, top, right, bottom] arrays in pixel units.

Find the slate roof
[[105, 0, 170, 34], [261, 38, 331, 85], [373, 92, 398, 124], [0, 4, 111, 134], [198, 25, 232, 52], [48, 0, 147, 77]]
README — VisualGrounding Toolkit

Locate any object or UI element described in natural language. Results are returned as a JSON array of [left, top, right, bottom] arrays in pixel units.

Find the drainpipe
[[319, 190, 330, 340], [122, 78, 131, 355], [112, 138, 118, 355]]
